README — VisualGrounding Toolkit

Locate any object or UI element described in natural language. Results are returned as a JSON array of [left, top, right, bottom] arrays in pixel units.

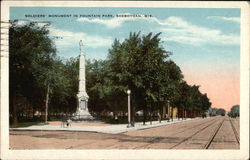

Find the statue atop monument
[[79, 40, 84, 53], [74, 40, 94, 120]]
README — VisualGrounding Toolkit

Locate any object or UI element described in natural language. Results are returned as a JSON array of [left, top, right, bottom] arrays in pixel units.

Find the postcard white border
[[1, 1, 249, 160]]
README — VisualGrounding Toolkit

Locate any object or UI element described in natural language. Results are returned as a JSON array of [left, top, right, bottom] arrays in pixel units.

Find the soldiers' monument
[[74, 40, 94, 120]]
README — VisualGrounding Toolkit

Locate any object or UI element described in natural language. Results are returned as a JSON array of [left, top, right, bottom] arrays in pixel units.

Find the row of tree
[[87, 32, 211, 124], [208, 108, 226, 116], [9, 22, 211, 125]]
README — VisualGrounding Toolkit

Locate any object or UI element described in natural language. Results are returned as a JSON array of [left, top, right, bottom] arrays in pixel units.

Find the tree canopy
[[89, 32, 211, 123]]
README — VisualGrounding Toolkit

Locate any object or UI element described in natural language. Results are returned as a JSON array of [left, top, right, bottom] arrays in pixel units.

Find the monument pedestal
[[74, 94, 94, 120], [74, 110, 94, 120]]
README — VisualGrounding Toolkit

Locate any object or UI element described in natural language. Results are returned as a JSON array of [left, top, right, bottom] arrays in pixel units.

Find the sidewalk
[[10, 118, 201, 134]]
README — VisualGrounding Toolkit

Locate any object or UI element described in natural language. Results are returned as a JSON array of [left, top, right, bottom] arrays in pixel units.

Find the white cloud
[[207, 16, 240, 23], [15, 20, 29, 26], [13, 19, 51, 27], [77, 17, 124, 28], [158, 17, 239, 45], [76, 15, 239, 46], [76, 14, 182, 29], [48, 27, 113, 49], [77, 14, 153, 29]]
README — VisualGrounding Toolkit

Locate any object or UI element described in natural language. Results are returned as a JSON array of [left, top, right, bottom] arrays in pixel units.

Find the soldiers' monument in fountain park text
[[74, 40, 94, 120]]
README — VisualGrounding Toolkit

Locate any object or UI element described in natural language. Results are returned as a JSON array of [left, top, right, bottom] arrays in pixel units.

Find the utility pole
[[127, 89, 133, 128]]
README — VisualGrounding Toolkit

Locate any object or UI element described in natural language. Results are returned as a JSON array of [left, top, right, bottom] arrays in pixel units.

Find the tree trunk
[[45, 84, 50, 123], [143, 108, 147, 125], [171, 107, 173, 121], [182, 107, 184, 120], [12, 92, 18, 126], [150, 111, 152, 125], [131, 98, 135, 126], [184, 109, 187, 120], [150, 104, 153, 125]]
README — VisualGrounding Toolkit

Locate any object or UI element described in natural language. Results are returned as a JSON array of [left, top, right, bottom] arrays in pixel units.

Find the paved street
[[9, 116, 239, 149]]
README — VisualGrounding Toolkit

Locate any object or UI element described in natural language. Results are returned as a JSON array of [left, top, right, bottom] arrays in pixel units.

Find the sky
[[10, 7, 240, 111]]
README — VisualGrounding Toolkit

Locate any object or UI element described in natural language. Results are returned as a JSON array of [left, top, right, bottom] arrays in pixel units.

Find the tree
[[106, 32, 184, 124], [86, 59, 122, 113], [229, 105, 239, 117], [200, 93, 211, 113], [9, 21, 56, 125]]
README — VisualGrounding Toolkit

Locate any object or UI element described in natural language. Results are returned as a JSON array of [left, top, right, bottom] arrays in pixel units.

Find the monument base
[[72, 110, 95, 121]]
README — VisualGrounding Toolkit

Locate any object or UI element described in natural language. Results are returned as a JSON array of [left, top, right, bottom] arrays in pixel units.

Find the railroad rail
[[229, 117, 240, 144], [172, 117, 219, 135], [169, 117, 220, 149], [203, 117, 225, 149], [203, 117, 240, 149]]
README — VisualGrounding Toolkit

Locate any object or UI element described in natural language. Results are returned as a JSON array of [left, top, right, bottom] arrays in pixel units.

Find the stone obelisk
[[75, 40, 94, 120]]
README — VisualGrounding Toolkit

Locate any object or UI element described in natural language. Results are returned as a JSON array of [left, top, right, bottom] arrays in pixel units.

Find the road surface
[[10, 116, 239, 149]]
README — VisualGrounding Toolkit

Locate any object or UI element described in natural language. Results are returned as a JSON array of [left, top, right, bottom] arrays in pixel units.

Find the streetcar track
[[203, 117, 225, 149], [170, 117, 219, 136], [133, 117, 220, 149], [169, 117, 221, 149], [229, 117, 240, 144]]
